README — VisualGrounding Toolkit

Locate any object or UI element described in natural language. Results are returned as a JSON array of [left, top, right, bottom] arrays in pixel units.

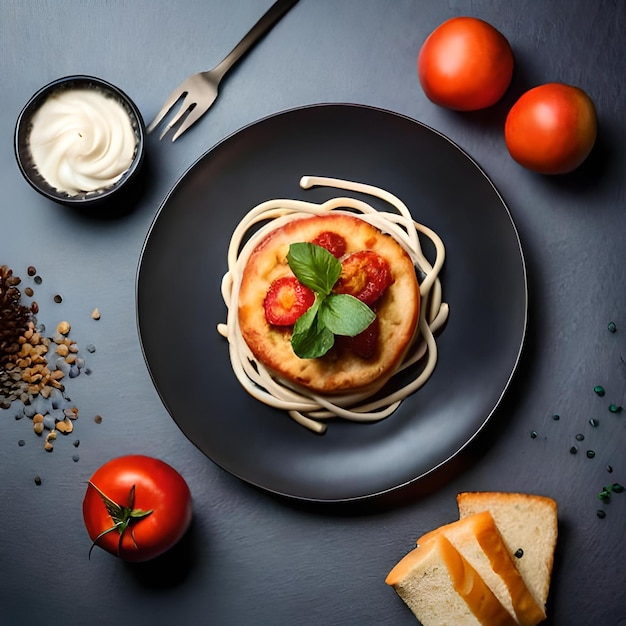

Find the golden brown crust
[[238, 213, 420, 393]]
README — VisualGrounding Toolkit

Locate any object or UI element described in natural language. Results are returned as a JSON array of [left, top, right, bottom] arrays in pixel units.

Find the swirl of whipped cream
[[29, 88, 137, 196]]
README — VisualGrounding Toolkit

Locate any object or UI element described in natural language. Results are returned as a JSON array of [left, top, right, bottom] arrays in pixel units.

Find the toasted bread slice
[[386, 534, 516, 626], [457, 492, 558, 611], [418, 511, 546, 625]]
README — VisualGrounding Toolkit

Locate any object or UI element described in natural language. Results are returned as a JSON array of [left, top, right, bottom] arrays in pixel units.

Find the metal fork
[[147, 0, 299, 142]]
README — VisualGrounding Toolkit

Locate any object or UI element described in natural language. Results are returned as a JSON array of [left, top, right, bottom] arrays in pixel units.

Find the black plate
[[136, 104, 527, 502]]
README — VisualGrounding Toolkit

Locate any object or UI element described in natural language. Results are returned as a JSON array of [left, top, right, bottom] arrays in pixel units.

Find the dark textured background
[[1, 1, 625, 624]]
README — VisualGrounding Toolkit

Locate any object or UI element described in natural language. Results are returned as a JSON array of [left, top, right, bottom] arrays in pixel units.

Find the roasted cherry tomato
[[341, 317, 380, 360], [504, 82, 597, 174], [264, 276, 315, 326], [418, 16, 514, 111], [83, 455, 192, 562], [310, 231, 347, 258], [334, 251, 392, 305]]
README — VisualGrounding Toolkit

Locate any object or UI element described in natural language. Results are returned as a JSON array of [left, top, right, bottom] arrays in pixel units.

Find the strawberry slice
[[333, 251, 393, 305], [263, 276, 315, 326], [310, 231, 347, 258], [342, 317, 380, 359]]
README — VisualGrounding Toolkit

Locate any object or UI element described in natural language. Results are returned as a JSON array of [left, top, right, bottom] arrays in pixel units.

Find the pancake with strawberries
[[237, 213, 420, 393]]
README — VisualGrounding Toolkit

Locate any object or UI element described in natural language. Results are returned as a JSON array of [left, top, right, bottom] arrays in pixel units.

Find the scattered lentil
[[607, 321, 617, 333], [94, 414, 102, 424], [34, 475, 42, 485], [530, 430, 538, 439], [56, 417, 73, 434], [73, 439, 80, 447], [56, 321, 70, 335], [593, 385, 606, 397], [608, 404, 622, 413], [575, 433, 585, 441], [589, 418, 599, 427], [1, 264, 98, 454], [551, 413, 560, 421], [607, 465, 614, 473], [91, 307, 100, 320], [586, 450, 596, 459], [514, 548, 524, 558], [72, 454, 80, 462], [569, 446, 578, 454], [596, 510, 606, 519], [18, 439, 25, 447]]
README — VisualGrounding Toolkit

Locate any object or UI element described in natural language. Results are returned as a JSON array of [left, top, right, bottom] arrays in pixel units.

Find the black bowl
[[14, 75, 145, 208]]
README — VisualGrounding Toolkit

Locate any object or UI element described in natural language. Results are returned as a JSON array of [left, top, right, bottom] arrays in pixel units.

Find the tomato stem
[[87, 481, 153, 559]]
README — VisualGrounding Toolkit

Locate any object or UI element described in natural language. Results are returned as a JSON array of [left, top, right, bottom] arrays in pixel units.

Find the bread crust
[[238, 213, 420, 393]]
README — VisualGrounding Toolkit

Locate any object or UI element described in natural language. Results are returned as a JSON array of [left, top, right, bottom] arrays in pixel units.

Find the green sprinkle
[[593, 385, 606, 397], [598, 488, 612, 501], [608, 404, 622, 413], [607, 321, 617, 333]]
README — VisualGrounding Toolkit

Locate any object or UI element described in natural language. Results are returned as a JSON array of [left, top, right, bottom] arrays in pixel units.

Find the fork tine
[[146, 85, 188, 134], [156, 92, 197, 140], [170, 102, 210, 142]]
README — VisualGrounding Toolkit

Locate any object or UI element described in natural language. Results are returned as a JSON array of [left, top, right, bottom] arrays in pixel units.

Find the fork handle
[[211, 0, 299, 81]]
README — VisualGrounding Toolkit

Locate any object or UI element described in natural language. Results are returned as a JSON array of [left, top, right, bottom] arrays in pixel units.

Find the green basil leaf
[[292, 297, 320, 334], [291, 305, 335, 359], [287, 242, 341, 295], [319, 294, 376, 337]]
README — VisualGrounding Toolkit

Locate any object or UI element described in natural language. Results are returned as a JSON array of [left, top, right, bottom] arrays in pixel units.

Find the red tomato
[[310, 231, 347, 258], [418, 17, 514, 111], [334, 251, 392, 305], [83, 455, 192, 562], [264, 276, 315, 326], [504, 83, 597, 174], [340, 316, 380, 360]]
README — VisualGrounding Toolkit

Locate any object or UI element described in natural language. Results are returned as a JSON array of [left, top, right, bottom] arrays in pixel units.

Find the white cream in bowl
[[28, 88, 137, 196]]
